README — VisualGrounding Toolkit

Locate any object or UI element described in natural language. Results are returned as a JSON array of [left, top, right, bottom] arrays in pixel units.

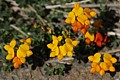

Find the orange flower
[[72, 20, 83, 32], [85, 38, 91, 44], [103, 35, 108, 43], [94, 32, 103, 47], [90, 62, 101, 74], [72, 20, 83, 29], [81, 28, 86, 34], [72, 26, 78, 32], [99, 69, 105, 76], [13, 56, 22, 69], [80, 25, 90, 34], [33, 22, 37, 28]]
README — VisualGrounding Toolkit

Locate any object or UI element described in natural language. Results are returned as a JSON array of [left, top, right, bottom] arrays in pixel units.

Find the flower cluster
[[85, 31, 108, 47], [88, 53, 117, 76], [4, 38, 33, 69], [65, 2, 96, 33], [47, 35, 79, 61], [65, 2, 108, 47]]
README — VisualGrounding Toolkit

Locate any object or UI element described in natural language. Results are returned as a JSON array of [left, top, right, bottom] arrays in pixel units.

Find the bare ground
[[0, 61, 120, 80]]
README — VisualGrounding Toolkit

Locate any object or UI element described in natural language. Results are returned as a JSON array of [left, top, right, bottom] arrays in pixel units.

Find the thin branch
[[101, 48, 120, 54], [45, 57, 74, 64], [66, 0, 91, 5], [46, 3, 120, 9], [108, 31, 120, 38], [10, 25, 28, 37]]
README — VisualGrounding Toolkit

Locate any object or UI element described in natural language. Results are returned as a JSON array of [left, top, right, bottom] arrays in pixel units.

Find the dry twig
[[46, 3, 120, 9], [10, 25, 29, 37]]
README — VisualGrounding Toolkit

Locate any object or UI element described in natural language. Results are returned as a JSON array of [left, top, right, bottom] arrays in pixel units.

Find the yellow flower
[[49, 46, 59, 57], [59, 45, 67, 56], [57, 53, 63, 61], [99, 61, 116, 75], [47, 35, 62, 51], [77, 14, 89, 25], [47, 43, 58, 51], [103, 53, 117, 63], [4, 39, 16, 60], [65, 11, 75, 24], [17, 43, 33, 58], [52, 35, 62, 44], [85, 31, 94, 41], [63, 44, 73, 57], [88, 52, 101, 63], [50, 45, 66, 61], [57, 45, 67, 61], [84, 8, 96, 18], [65, 38, 79, 51], [100, 62, 109, 71], [20, 38, 32, 45], [63, 38, 79, 57], [47, 35, 64, 60], [72, 2, 83, 16]]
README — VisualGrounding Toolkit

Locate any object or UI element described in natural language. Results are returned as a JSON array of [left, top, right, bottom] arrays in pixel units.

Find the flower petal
[[59, 45, 66, 56], [20, 57, 26, 63], [91, 62, 97, 67], [110, 57, 117, 63], [25, 38, 32, 45], [88, 56, 94, 62], [14, 63, 19, 69], [65, 18, 72, 24], [72, 41, 79, 46], [20, 44, 29, 51], [26, 50, 33, 57], [58, 36, 62, 41], [103, 53, 112, 62], [4, 45, 10, 51], [109, 66, 115, 72], [85, 32, 94, 41], [50, 52, 56, 57], [10, 39, 16, 48], [90, 68, 96, 74], [6, 54, 13, 60], [90, 11, 96, 17], [100, 62, 109, 71], [58, 54, 63, 61], [94, 52, 101, 58], [99, 69, 105, 76], [96, 64, 101, 72], [17, 48, 26, 58], [67, 51, 73, 57]]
